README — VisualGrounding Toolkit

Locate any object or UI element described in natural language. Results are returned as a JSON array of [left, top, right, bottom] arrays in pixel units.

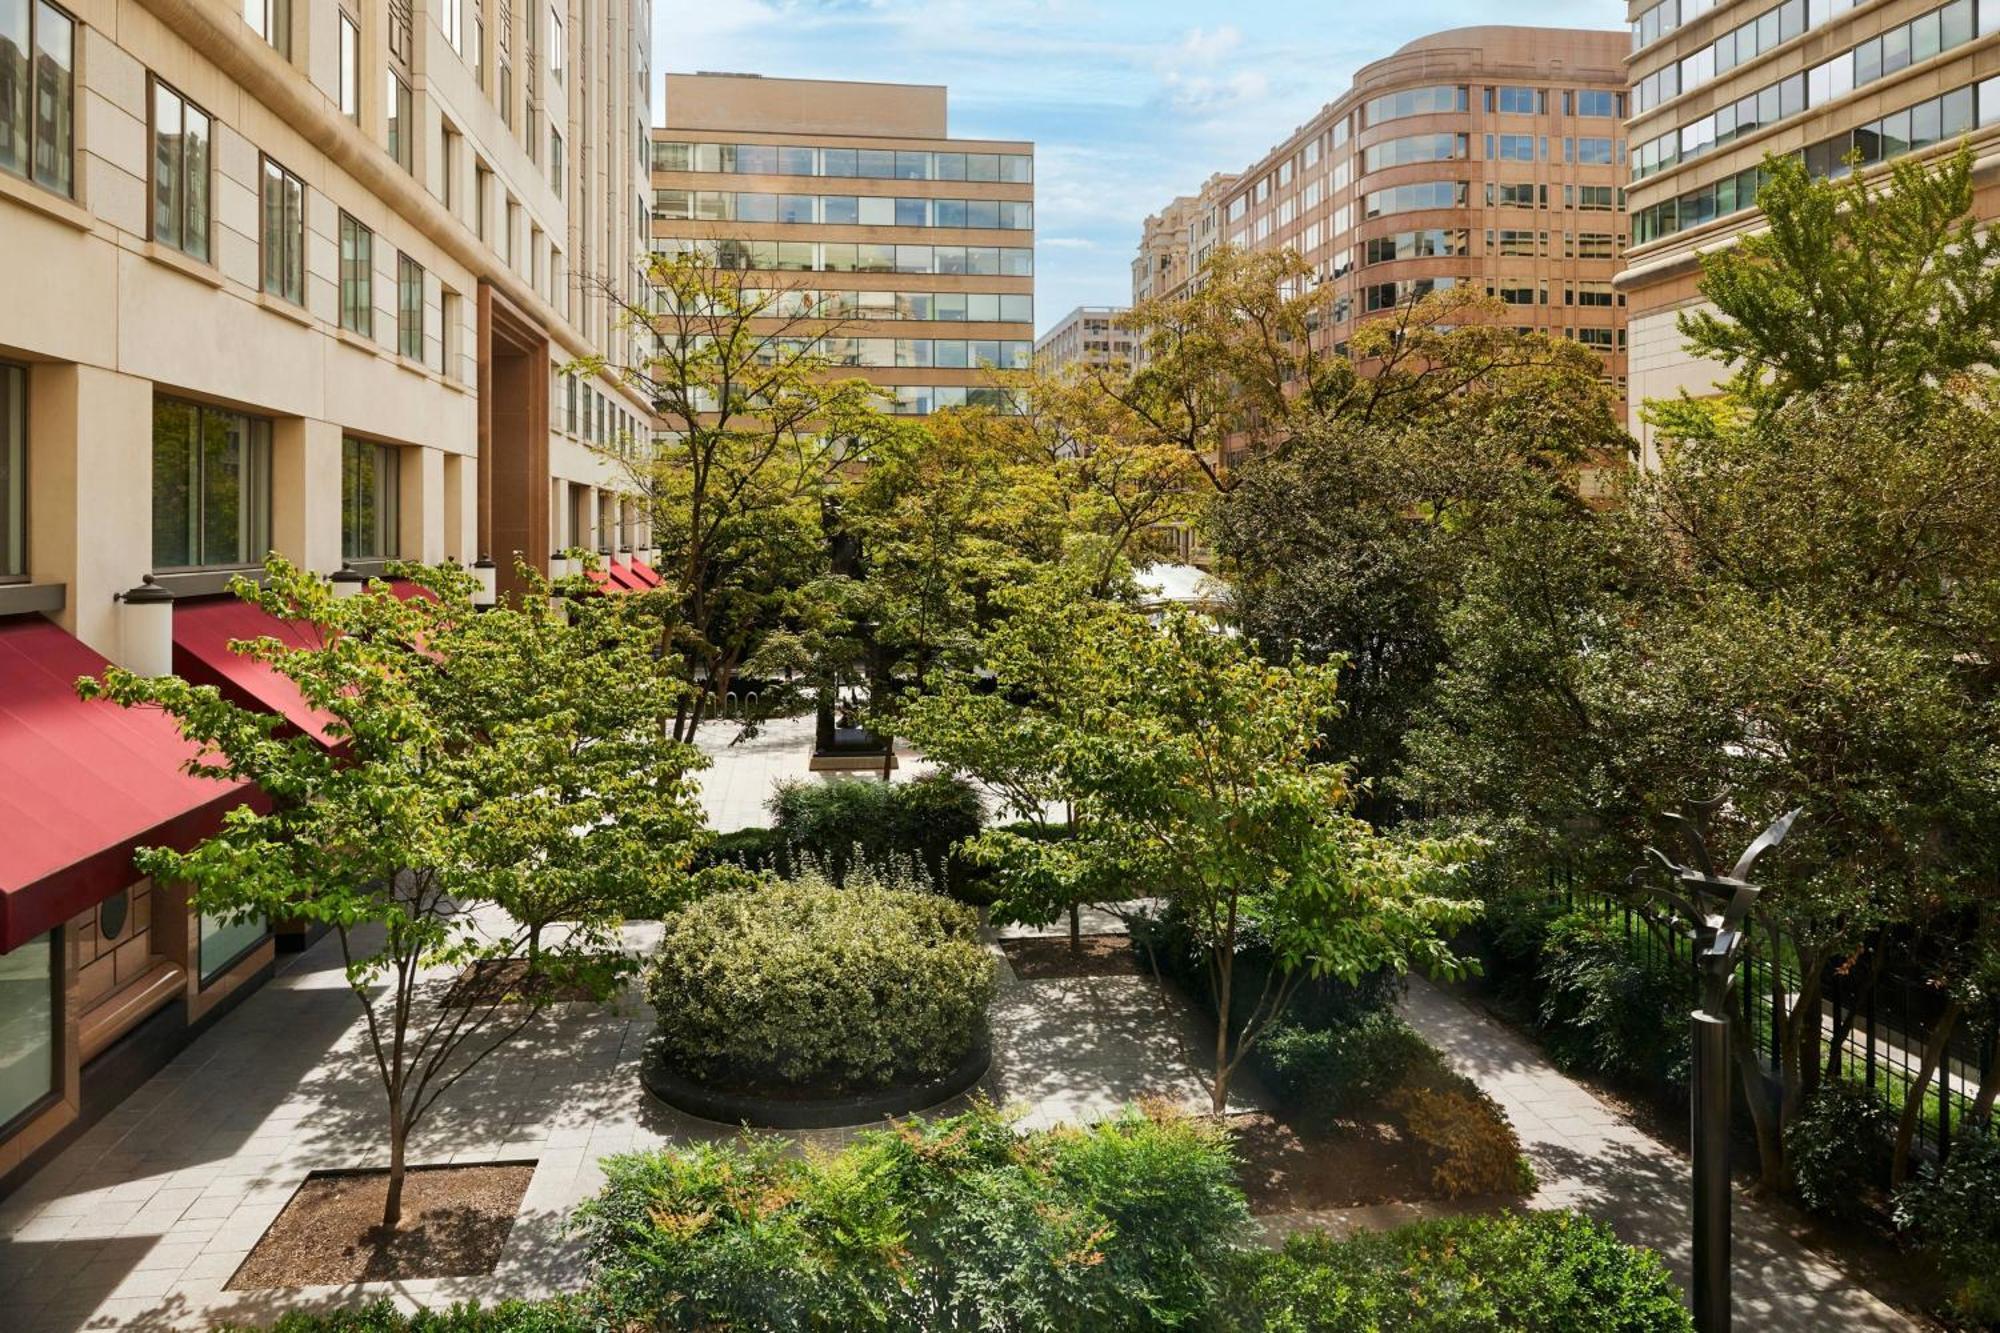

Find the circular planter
[[641, 1040, 993, 1130]]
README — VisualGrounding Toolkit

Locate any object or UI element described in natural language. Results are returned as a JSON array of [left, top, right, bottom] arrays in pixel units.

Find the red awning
[[173, 597, 341, 746], [605, 562, 647, 592], [0, 616, 252, 950], [582, 567, 632, 596], [628, 559, 664, 589]]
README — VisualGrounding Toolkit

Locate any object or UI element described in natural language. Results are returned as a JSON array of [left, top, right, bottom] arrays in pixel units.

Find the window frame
[[0, 0, 77, 198], [338, 11, 359, 121], [148, 76, 213, 263], [340, 434, 401, 560], [397, 253, 425, 361], [259, 154, 306, 305], [338, 211, 374, 337], [241, 0, 291, 58], [0, 361, 24, 585], [150, 396, 274, 573], [0, 928, 60, 1138]]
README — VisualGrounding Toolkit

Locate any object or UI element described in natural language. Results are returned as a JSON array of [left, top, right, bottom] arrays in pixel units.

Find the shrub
[[1390, 1084, 1536, 1198], [646, 875, 995, 1091], [571, 1101, 1249, 1332], [767, 773, 986, 891], [1255, 1011, 1432, 1124], [1132, 903, 1399, 1036], [1894, 1124, 2000, 1325], [1535, 911, 1691, 1091], [231, 1300, 586, 1331], [1789, 1081, 1892, 1221], [1229, 1210, 1693, 1332], [692, 825, 790, 877]]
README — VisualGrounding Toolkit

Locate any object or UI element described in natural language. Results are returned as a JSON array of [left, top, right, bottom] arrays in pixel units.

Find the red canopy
[[0, 616, 251, 950], [583, 566, 632, 596], [605, 562, 648, 592], [627, 559, 664, 588], [173, 597, 341, 746]]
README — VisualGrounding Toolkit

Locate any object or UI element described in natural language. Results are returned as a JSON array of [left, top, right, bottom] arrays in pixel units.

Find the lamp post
[[1630, 802, 1801, 1333]]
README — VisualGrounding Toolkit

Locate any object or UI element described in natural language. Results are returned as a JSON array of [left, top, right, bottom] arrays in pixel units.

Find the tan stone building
[[1035, 305, 1135, 373], [1139, 26, 1633, 405], [1622, 0, 2000, 461], [0, 0, 652, 1192], [650, 74, 1035, 416], [1131, 173, 1237, 306]]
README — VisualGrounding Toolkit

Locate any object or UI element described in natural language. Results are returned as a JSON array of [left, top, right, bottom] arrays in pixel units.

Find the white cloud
[[1040, 236, 1099, 250]]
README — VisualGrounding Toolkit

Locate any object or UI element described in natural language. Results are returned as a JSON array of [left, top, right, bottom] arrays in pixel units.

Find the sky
[[654, 1, 1626, 337]]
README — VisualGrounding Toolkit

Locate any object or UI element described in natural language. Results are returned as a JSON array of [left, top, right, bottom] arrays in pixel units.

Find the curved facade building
[[1141, 26, 1632, 413]]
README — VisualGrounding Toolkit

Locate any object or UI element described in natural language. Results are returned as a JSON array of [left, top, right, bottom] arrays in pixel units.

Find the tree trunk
[[1211, 948, 1232, 1116], [1069, 902, 1081, 954], [1973, 1023, 2000, 1126], [1892, 998, 1962, 1186], [1731, 1004, 1785, 1190], [382, 1107, 408, 1229], [527, 922, 542, 973]]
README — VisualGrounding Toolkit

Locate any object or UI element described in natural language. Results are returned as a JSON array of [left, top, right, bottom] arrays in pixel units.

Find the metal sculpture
[[1630, 800, 1801, 1333]]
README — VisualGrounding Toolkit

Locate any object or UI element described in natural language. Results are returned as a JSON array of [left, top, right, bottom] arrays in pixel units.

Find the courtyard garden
[[15, 146, 2000, 1331]]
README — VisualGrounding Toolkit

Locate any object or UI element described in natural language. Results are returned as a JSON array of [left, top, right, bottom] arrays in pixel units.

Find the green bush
[[1535, 912, 1691, 1091], [1789, 1082, 1892, 1221], [768, 773, 985, 892], [1256, 1011, 1432, 1124], [571, 1102, 1249, 1332], [646, 875, 995, 1091], [1132, 903, 1399, 1037], [1895, 1125, 2000, 1325], [692, 825, 790, 877], [1228, 1210, 1693, 1332], [227, 1299, 587, 1331]]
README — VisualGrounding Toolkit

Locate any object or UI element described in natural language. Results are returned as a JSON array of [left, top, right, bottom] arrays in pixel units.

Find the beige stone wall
[[664, 74, 949, 138]]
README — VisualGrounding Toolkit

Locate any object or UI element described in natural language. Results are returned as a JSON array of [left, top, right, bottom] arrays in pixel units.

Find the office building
[[1035, 305, 1136, 372], [1137, 27, 1632, 406], [0, 0, 653, 1192], [650, 74, 1035, 415], [1623, 0, 2000, 459]]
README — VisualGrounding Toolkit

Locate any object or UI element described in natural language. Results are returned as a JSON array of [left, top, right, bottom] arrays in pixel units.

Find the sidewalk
[[1401, 977, 1920, 1332]]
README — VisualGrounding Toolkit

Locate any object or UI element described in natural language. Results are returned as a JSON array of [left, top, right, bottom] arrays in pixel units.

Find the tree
[[575, 250, 895, 741], [79, 557, 709, 1227], [916, 584, 1474, 1112], [1673, 145, 2000, 417]]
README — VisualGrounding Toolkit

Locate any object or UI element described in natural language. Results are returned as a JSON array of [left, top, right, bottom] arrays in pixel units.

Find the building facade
[[1034, 305, 1135, 373], [1622, 0, 2000, 459], [1137, 27, 1633, 406], [650, 74, 1035, 416], [0, 0, 653, 1193]]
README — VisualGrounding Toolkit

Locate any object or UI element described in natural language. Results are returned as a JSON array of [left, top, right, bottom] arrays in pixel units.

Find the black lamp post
[[1630, 802, 1801, 1333]]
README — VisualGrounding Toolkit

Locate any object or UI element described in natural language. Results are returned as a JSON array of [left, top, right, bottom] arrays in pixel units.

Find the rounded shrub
[[1789, 1082, 1892, 1221], [1894, 1124, 2000, 1326], [646, 876, 995, 1092], [1256, 1011, 1432, 1123]]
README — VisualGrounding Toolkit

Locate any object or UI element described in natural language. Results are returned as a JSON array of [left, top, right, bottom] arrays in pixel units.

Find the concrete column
[[401, 446, 446, 564], [443, 452, 473, 564], [270, 418, 342, 575], [28, 364, 151, 660]]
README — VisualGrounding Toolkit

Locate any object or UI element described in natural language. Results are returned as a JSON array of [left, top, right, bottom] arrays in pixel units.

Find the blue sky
[[655, 2, 1624, 336]]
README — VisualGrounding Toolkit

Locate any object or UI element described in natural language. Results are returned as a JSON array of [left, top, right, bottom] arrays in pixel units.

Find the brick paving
[[1401, 977, 1920, 1332]]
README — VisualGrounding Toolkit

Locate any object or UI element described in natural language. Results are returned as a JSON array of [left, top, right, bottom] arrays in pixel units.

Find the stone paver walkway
[[1402, 977, 1919, 1333]]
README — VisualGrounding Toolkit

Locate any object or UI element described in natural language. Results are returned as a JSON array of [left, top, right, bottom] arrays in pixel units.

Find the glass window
[[1002, 154, 1032, 183], [1001, 247, 1033, 276], [857, 148, 894, 177], [151, 397, 272, 571], [199, 910, 267, 984], [338, 212, 372, 336], [821, 195, 858, 224], [736, 192, 776, 222], [858, 195, 895, 226], [934, 199, 966, 227], [151, 80, 211, 262], [776, 193, 812, 223], [398, 253, 423, 360], [1, 1, 73, 195], [895, 244, 930, 273], [966, 199, 1000, 228], [339, 14, 358, 120], [1000, 294, 1033, 323], [0, 362, 20, 581], [0, 929, 55, 1128], [778, 145, 814, 175], [241, 0, 288, 56], [387, 70, 413, 173], [735, 143, 777, 174], [966, 154, 999, 182], [341, 436, 400, 559], [821, 147, 856, 177], [967, 294, 1000, 321], [260, 156, 305, 304], [549, 129, 563, 198], [895, 197, 927, 226], [894, 150, 930, 180], [935, 152, 965, 180]]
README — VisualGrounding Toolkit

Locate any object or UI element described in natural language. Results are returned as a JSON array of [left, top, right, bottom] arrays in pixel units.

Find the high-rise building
[[1137, 27, 1632, 407], [650, 74, 1036, 416], [1036, 306, 1136, 373], [1622, 0, 2000, 460], [0, 0, 652, 1193], [1132, 175, 1237, 307]]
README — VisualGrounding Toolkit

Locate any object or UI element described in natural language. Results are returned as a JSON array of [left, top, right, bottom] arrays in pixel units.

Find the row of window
[[334, 213, 428, 360], [804, 337, 1033, 370], [1633, 75, 2000, 244], [884, 385, 1026, 416], [561, 373, 646, 451], [653, 236, 1035, 277], [1485, 134, 1622, 165], [659, 288, 1035, 325], [1632, 0, 1722, 52], [1634, 0, 1989, 181], [651, 190, 1033, 230], [652, 141, 1033, 184], [1352, 227, 1623, 265]]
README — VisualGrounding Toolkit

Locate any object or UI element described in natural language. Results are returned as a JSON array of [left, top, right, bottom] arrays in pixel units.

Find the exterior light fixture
[[113, 576, 175, 677], [330, 562, 365, 599]]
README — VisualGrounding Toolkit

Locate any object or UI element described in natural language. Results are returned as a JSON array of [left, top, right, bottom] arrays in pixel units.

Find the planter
[[641, 1040, 992, 1130]]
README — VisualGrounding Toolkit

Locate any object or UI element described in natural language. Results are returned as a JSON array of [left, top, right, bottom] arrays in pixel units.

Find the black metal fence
[[1554, 876, 1990, 1160]]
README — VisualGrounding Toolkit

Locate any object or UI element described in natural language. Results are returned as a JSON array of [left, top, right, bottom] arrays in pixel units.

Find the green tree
[[79, 557, 708, 1227], [1673, 145, 2000, 417]]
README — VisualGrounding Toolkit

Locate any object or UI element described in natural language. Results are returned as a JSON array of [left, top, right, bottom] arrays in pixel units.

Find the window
[[1363, 84, 1466, 125], [241, 0, 288, 56], [548, 9, 563, 80], [200, 910, 267, 984], [398, 254, 424, 360], [1494, 134, 1535, 161], [1574, 137, 1615, 165], [442, 0, 461, 53], [1494, 85, 1539, 114], [338, 212, 372, 335], [339, 14, 359, 120], [150, 79, 211, 262], [341, 436, 400, 559], [388, 70, 413, 172], [1575, 89, 1618, 117], [0, 929, 56, 1129], [260, 157, 305, 304], [550, 128, 563, 197], [0, 0, 73, 195], [0, 363, 21, 581], [151, 397, 272, 570]]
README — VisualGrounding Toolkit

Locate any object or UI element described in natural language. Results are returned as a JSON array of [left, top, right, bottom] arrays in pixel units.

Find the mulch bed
[[1231, 1110, 1449, 1213], [1000, 933, 1147, 980], [227, 1162, 535, 1289], [444, 957, 604, 1007]]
